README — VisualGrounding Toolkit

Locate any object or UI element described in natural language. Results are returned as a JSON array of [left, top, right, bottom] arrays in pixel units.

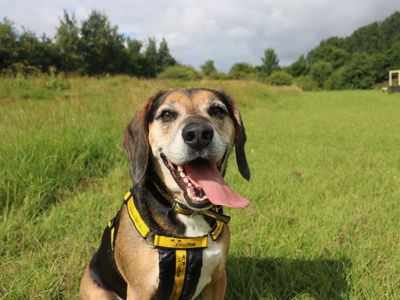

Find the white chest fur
[[176, 214, 225, 299]]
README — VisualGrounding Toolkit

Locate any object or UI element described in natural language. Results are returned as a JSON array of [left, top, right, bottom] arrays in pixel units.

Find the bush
[[157, 65, 201, 80], [266, 71, 293, 86], [44, 76, 71, 90], [209, 72, 227, 80], [324, 67, 346, 90], [288, 54, 309, 77], [338, 53, 376, 89], [228, 62, 257, 79], [310, 61, 334, 88], [295, 75, 319, 91]]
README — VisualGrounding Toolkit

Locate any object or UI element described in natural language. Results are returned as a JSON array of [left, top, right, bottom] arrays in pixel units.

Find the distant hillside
[[318, 12, 400, 54], [289, 11, 400, 89]]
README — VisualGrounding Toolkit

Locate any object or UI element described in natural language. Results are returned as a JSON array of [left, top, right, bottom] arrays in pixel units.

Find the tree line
[[168, 11, 400, 90], [1, 10, 400, 89], [287, 11, 400, 89], [0, 10, 176, 77], [223, 11, 400, 90]]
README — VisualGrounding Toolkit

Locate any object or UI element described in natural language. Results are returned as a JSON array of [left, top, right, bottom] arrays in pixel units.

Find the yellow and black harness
[[95, 190, 230, 300]]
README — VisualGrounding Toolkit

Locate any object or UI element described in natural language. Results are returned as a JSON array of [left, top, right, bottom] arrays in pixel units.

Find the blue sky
[[1, 0, 399, 71]]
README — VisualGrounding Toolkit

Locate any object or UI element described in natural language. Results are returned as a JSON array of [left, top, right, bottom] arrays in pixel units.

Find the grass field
[[1, 76, 400, 299]]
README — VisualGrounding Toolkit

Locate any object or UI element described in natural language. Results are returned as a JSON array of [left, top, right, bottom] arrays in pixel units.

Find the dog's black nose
[[182, 122, 214, 150]]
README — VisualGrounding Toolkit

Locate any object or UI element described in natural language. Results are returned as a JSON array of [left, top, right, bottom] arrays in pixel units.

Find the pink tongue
[[184, 161, 250, 208]]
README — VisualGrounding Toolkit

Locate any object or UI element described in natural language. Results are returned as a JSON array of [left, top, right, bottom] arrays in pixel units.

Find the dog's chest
[[177, 215, 225, 299]]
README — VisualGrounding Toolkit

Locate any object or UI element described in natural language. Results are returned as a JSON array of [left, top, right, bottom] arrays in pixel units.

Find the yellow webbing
[[170, 250, 187, 300], [153, 235, 208, 249], [125, 191, 225, 247], [126, 194, 150, 238], [211, 221, 224, 241], [124, 191, 132, 201], [108, 221, 115, 249], [111, 228, 115, 248]]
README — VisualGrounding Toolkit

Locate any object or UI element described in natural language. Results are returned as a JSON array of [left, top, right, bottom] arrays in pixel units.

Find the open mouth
[[161, 153, 250, 210], [161, 154, 216, 209]]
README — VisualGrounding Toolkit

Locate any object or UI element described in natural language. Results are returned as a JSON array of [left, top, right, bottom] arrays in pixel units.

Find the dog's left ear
[[215, 91, 251, 181], [123, 91, 165, 185]]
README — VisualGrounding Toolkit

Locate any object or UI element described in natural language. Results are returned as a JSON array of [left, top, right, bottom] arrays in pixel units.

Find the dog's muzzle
[[182, 121, 214, 150]]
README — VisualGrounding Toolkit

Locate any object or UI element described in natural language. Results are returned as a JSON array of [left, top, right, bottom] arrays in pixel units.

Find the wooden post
[[388, 70, 400, 87]]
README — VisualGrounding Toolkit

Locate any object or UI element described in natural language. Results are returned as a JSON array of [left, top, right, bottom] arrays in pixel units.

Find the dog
[[79, 88, 251, 300]]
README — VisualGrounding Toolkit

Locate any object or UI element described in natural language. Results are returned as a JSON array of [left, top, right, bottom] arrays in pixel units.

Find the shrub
[[44, 76, 71, 90], [288, 54, 309, 77], [295, 75, 319, 91], [157, 65, 201, 80], [228, 62, 257, 79], [266, 71, 293, 86], [324, 67, 346, 90], [310, 61, 334, 88], [209, 72, 227, 80], [338, 53, 376, 89], [200, 59, 217, 76]]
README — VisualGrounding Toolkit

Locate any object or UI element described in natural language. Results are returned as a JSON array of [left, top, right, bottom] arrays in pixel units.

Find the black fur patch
[[89, 217, 127, 299]]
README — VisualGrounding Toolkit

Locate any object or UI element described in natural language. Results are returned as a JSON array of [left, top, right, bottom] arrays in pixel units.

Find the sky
[[1, 0, 399, 72]]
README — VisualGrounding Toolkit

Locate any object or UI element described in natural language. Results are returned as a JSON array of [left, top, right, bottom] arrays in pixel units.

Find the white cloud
[[1, 0, 399, 71]]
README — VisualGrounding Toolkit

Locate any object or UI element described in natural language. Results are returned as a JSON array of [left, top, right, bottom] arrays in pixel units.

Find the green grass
[[1, 77, 400, 299]]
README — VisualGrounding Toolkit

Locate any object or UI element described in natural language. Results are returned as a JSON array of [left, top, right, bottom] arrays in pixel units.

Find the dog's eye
[[158, 110, 177, 122], [209, 106, 226, 118]]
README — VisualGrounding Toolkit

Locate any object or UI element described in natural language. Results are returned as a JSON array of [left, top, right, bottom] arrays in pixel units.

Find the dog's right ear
[[123, 91, 165, 184]]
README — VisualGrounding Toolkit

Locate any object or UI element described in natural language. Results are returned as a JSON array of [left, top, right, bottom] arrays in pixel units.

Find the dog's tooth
[[187, 182, 192, 187], [177, 165, 183, 172], [183, 178, 189, 183], [180, 171, 185, 177]]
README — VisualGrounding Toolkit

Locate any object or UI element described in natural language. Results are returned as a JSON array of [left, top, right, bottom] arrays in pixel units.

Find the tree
[[308, 45, 350, 69], [143, 38, 158, 77], [339, 53, 375, 89], [228, 62, 256, 79], [200, 59, 217, 76], [80, 11, 126, 74], [17, 30, 58, 72], [126, 38, 145, 76], [387, 41, 400, 70], [260, 48, 279, 76], [370, 53, 390, 82], [55, 10, 82, 73], [157, 38, 176, 70], [309, 61, 333, 88], [38, 34, 60, 72], [0, 18, 18, 70], [288, 54, 309, 77]]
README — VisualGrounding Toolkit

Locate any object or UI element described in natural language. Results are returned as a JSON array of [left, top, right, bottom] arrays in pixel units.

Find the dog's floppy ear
[[215, 91, 251, 181], [123, 91, 165, 184]]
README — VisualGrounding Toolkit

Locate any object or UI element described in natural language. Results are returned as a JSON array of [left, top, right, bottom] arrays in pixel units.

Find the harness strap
[[123, 190, 227, 246], [105, 190, 228, 300], [154, 235, 208, 249], [170, 249, 187, 299], [173, 203, 231, 224]]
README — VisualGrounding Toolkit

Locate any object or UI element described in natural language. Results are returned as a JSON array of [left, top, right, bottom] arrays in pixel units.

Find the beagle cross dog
[[80, 88, 250, 300]]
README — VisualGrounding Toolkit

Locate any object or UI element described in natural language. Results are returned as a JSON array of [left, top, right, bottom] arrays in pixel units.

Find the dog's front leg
[[201, 269, 227, 300], [126, 286, 156, 300]]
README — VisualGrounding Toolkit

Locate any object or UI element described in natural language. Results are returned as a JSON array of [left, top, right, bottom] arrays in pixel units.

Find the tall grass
[[1, 78, 400, 299]]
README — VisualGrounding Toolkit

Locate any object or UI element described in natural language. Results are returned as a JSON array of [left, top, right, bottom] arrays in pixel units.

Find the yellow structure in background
[[389, 70, 400, 86]]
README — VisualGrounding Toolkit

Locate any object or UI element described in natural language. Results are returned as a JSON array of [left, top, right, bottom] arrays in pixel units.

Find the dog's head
[[123, 88, 250, 210]]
